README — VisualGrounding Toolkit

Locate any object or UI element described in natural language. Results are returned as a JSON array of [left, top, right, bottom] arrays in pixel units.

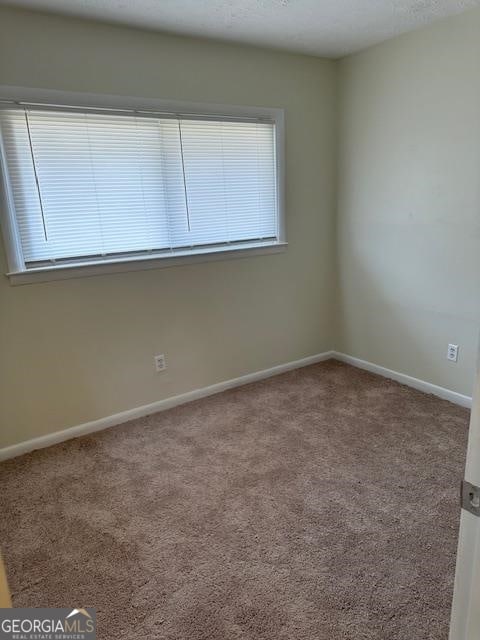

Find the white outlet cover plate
[[447, 344, 459, 362]]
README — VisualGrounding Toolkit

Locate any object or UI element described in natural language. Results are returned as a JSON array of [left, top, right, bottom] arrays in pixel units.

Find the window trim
[[0, 86, 286, 285]]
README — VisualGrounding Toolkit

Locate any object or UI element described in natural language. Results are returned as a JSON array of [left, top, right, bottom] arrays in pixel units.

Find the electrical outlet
[[447, 344, 459, 362], [154, 354, 166, 372]]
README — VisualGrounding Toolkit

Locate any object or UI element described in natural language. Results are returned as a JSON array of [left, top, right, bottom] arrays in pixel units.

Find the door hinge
[[461, 480, 480, 517]]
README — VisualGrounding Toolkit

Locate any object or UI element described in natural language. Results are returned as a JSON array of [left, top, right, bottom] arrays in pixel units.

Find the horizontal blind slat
[[0, 107, 278, 265]]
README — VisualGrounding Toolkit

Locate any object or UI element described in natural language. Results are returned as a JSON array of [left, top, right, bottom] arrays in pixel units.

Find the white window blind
[[0, 106, 278, 270]]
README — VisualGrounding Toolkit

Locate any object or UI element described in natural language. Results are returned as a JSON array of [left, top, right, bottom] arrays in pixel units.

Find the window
[[0, 96, 284, 283]]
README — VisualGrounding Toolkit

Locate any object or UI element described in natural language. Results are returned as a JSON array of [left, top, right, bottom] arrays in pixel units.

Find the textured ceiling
[[2, 0, 479, 57]]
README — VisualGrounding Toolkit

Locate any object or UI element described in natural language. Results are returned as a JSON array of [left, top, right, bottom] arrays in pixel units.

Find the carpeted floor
[[0, 361, 470, 639]]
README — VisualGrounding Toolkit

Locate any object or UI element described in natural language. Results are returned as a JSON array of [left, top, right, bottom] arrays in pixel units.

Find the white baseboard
[[333, 352, 472, 409], [1, 349, 471, 462], [0, 351, 335, 462]]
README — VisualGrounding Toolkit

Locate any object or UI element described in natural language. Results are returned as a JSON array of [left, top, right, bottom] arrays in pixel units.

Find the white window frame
[[0, 86, 286, 285]]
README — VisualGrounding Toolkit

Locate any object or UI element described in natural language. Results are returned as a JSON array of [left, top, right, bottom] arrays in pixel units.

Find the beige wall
[[337, 8, 480, 397], [0, 7, 337, 449], [2, 5, 480, 450]]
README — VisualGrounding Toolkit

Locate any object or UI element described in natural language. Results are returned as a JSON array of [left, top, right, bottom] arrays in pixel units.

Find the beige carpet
[[0, 361, 469, 639]]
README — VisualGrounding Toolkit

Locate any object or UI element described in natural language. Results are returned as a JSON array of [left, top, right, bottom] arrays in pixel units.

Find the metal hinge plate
[[461, 480, 480, 517]]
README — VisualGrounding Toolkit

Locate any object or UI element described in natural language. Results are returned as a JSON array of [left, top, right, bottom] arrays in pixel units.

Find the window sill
[[7, 241, 288, 285]]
